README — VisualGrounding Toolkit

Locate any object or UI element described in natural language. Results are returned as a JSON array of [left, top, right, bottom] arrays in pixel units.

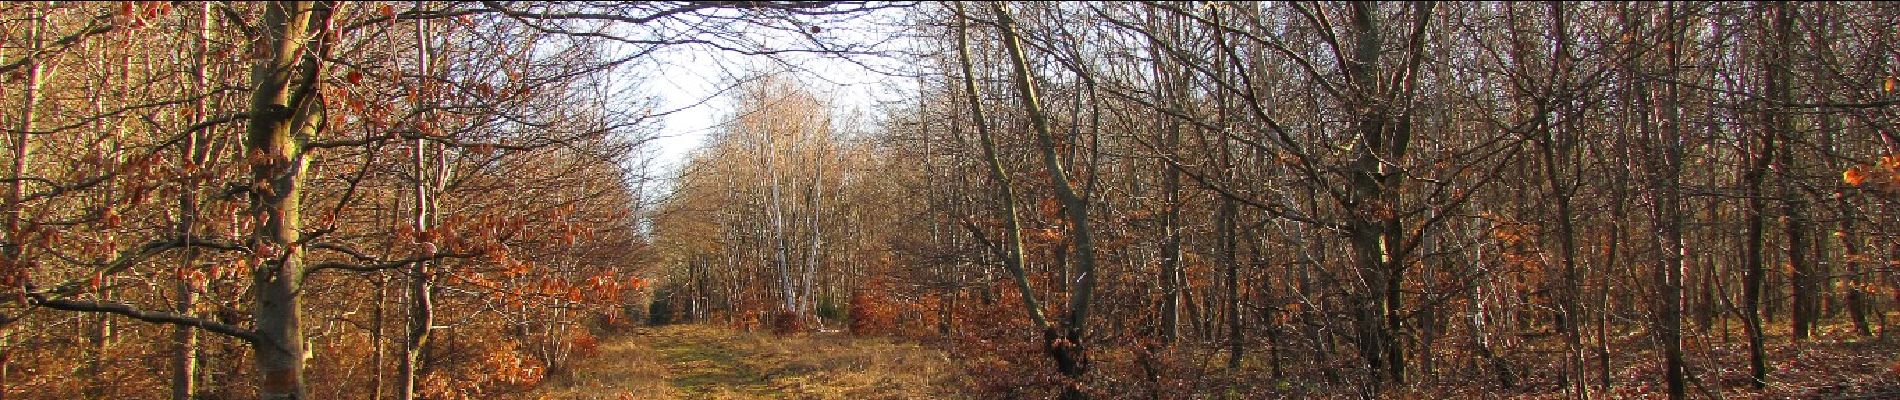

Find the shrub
[[849, 289, 897, 336], [772, 310, 806, 335]]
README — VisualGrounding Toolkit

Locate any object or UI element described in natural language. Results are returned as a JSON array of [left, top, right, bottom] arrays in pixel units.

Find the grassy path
[[522, 325, 961, 399]]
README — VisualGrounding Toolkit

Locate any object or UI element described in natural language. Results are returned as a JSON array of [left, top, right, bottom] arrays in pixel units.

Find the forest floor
[[1451, 320, 1900, 400], [518, 324, 964, 400], [515, 321, 1900, 399]]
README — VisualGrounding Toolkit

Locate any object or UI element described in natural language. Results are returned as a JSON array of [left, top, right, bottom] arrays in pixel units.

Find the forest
[[3, 1, 1899, 399]]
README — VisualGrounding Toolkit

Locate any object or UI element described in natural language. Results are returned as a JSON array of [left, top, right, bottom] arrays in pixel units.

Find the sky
[[632, 8, 924, 181]]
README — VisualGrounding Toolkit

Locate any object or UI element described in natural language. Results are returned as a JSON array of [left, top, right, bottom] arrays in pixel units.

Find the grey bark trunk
[[993, 3, 1101, 398], [1, 9, 40, 400], [245, 2, 330, 398], [951, 3, 1051, 331], [401, 9, 436, 399], [174, 5, 214, 398]]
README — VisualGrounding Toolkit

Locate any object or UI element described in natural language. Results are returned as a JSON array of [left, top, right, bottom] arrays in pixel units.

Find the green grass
[[651, 327, 771, 396]]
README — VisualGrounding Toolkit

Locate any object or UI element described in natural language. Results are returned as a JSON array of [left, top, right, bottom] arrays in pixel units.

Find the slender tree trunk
[[765, 116, 798, 322], [992, 3, 1100, 397], [1740, 1, 1789, 387], [951, 2, 1051, 334], [400, 9, 436, 398], [1601, 153, 1623, 392], [399, 141, 435, 400], [1147, 10, 1184, 346], [1652, 4, 1688, 398], [1159, 126, 1183, 346], [1806, 9, 1861, 336], [1220, 198, 1241, 369], [1, 8, 42, 400], [1763, 1, 1817, 342], [372, 277, 387, 400], [1209, 6, 1244, 367], [4, 0, 39, 288], [1532, 5, 1589, 395], [803, 146, 827, 324], [1742, 102, 1771, 389], [173, 4, 213, 399], [87, 56, 127, 400]]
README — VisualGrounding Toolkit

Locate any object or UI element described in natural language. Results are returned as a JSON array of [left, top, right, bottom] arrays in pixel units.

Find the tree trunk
[[1338, 2, 1431, 387], [1, 7, 41, 400], [1764, 2, 1816, 342], [245, 2, 330, 398], [1148, 10, 1185, 346], [765, 112, 798, 324], [1220, 198, 1241, 369], [951, 2, 1051, 334], [174, 5, 214, 399], [1742, 96, 1771, 389], [1652, 4, 1688, 398], [1342, 1, 1399, 384], [372, 278, 387, 400], [401, 9, 436, 398], [4, 0, 41, 284], [993, 3, 1101, 397], [1740, 0, 1791, 387]]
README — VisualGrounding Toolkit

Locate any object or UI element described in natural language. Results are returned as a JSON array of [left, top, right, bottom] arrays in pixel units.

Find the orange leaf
[[1038, 197, 1062, 220], [1844, 166, 1868, 186]]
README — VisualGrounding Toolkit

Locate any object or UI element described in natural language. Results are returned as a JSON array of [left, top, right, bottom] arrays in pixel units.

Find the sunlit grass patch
[[517, 325, 961, 399]]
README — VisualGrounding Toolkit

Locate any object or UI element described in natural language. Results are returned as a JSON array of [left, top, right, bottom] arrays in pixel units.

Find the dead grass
[[517, 324, 963, 400], [521, 328, 683, 400]]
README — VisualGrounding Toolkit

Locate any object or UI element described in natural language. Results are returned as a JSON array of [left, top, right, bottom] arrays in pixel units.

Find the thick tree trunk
[[1841, 196, 1871, 335], [372, 278, 387, 399], [1339, 2, 1430, 387], [400, 250, 432, 400], [172, 274, 198, 400], [1342, 1, 1398, 384], [245, 2, 329, 398]]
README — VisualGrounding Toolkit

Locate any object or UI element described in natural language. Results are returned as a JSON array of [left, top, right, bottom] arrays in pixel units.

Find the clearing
[[519, 325, 965, 399]]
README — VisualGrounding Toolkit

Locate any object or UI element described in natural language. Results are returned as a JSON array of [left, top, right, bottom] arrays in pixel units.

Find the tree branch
[[39, 236, 250, 297], [303, 251, 483, 278], [30, 296, 259, 344]]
